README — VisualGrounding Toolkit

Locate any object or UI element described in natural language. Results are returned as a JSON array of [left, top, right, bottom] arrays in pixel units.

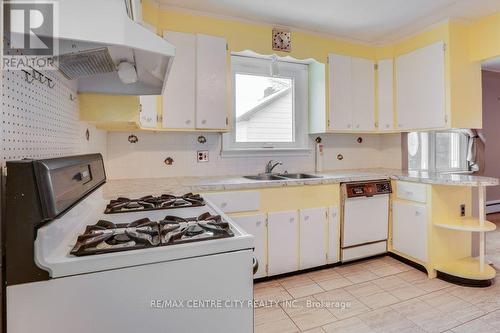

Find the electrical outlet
[[197, 150, 209, 163], [460, 204, 466, 217]]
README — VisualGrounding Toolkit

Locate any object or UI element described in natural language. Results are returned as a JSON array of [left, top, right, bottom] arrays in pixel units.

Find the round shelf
[[434, 218, 496, 232], [436, 257, 496, 280]]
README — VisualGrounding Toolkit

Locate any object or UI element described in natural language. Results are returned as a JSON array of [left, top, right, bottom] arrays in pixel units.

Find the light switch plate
[[197, 150, 209, 163]]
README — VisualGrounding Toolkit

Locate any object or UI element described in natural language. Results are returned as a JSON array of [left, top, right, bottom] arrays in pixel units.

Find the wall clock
[[272, 29, 291, 52]]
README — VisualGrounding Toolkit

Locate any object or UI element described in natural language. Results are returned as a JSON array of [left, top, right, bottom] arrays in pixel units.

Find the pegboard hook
[[21, 70, 35, 84], [47, 78, 55, 89]]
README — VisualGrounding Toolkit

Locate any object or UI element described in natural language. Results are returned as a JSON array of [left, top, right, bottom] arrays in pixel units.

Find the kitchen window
[[407, 130, 470, 172], [222, 55, 309, 153]]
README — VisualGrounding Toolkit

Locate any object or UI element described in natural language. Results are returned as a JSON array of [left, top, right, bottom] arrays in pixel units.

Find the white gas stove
[[4, 154, 255, 333]]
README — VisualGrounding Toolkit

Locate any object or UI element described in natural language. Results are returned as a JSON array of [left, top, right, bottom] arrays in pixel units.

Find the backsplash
[[0, 65, 107, 167], [106, 132, 401, 179]]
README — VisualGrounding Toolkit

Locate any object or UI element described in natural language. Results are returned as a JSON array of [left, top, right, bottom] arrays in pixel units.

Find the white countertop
[[103, 169, 498, 198]]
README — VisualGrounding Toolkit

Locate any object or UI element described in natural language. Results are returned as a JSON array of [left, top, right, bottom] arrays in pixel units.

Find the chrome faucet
[[265, 160, 282, 174]]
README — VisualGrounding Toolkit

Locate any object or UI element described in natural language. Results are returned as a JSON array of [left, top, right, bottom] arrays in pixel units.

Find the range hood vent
[[56, 48, 116, 80], [9, 0, 175, 95]]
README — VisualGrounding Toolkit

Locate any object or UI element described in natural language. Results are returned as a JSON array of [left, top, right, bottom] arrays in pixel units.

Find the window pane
[[234, 74, 294, 143], [408, 132, 429, 171], [435, 132, 465, 171], [407, 131, 469, 172]]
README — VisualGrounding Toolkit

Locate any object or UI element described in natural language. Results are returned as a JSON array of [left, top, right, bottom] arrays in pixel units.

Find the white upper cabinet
[[396, 41, 446, 130], [163, 31, 196, 129], [196, 34, 228, 130], [328, 54, 375, 131], [377, 59, 394, 131], [329, 54, 353, 130], [139, 96, 157, 128], [351, 57, 375, 130], [162, 32, 228, 131]]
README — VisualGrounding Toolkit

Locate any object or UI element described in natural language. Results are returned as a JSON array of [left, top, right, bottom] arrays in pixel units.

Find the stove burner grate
[[70, 212, 234, 256], [104, 193, 205, 214]]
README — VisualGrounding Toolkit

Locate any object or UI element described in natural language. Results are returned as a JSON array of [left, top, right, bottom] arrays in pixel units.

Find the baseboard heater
[[486, 200, 500, 214]]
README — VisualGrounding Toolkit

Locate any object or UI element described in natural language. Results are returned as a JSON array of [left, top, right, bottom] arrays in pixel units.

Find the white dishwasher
[[341, 180, 392, 262]]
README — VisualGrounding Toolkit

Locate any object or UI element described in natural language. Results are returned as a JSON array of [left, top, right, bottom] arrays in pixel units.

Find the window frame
[[222, 55, 310, 154], [407, 130, 470, 173]]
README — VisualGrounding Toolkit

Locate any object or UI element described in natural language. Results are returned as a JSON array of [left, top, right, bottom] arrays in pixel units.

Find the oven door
[[342, 194, 389, 248]]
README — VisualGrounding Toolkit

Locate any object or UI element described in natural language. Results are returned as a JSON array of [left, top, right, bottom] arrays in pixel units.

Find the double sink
[[244, 173, 322, 181]]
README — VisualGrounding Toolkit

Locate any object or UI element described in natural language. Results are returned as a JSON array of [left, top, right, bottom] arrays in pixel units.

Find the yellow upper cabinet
[[79, 93, 141, 131]]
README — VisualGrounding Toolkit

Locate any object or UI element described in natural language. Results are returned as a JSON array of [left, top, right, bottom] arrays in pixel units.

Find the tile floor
[[254, 222, 500, 333]]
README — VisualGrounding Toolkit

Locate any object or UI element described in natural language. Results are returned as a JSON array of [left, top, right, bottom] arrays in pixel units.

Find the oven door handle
[[253, 257, 259, 275]]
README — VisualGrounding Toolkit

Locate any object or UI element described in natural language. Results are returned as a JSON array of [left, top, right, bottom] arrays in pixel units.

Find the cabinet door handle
[[201, 119, 207, 125], [220, 202, 227, 208], [415, 210, 421, 216], [304, 215, 309, 221], [185, 119, 191, 125], [289, 217, 295, 223]]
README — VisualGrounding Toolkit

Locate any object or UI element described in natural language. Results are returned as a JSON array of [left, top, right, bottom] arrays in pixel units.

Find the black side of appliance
[[2, 153, 106, 286], [3, 159, 49, 286]]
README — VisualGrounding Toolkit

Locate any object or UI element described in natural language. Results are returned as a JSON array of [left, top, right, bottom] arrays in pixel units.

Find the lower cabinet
[[230, 214, 267, 278], [392, 201, 428, 262], [299, 207, 327, 270], [267, 210, 299, 276], [228, 205, 339, 278], [327, 206, 340, 264]]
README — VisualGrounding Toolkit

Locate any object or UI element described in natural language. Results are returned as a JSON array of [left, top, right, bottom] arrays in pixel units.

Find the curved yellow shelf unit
[[436, 257, 496, 280], [434, 218, 496, 232]]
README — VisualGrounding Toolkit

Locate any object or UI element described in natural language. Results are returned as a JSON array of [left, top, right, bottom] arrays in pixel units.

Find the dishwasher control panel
[[345, 180, 392, 198]]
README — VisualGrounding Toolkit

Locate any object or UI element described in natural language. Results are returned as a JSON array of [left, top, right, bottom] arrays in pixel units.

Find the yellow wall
[[144, 3, 500, 62], [144, 3, 376, 63], [468, 12, 500, 62]]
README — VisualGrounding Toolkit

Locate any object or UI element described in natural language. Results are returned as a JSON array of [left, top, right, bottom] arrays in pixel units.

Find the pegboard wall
[[0, 38, 106, 167], [1, 67, 81, 164]]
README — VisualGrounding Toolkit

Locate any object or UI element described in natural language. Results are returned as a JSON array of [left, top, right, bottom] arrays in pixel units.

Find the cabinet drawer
[[203, 191, 260, 213], [396, 181, 427, 203]]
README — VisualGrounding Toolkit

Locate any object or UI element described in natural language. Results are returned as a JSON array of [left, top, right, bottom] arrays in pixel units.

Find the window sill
[[220, 148, 312, 158]]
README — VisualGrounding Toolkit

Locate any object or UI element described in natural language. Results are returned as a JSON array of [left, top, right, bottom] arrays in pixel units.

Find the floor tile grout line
[[443, 307, 500, 333], [254, 261, 500, 333]]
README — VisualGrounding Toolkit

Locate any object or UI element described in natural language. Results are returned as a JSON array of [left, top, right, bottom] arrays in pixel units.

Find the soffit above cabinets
[[156, 0, 500, 44]]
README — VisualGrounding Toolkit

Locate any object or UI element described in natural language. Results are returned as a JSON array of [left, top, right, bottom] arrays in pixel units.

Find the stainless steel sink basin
[[243, 174, 286, 181], [243, 173, 322, 181], [279, 173, 323, 179]]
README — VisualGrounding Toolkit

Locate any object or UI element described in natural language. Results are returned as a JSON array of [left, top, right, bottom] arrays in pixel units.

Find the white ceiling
[[483, 57, 500, 72], [155, 0, 500, 44]]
